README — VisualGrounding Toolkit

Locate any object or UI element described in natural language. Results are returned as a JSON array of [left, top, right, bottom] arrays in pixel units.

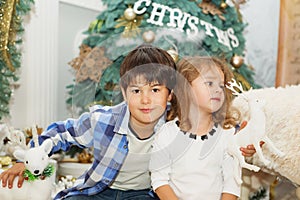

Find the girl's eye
[[205, 82, 213, 86]]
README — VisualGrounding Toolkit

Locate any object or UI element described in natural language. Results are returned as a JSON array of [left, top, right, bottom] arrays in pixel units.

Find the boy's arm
[[39, 111, 94, 155], [221, 193, 238, 200], [0, 110, 95, 189], [155, 184, 179, 200], [0, 162, 25, 188]]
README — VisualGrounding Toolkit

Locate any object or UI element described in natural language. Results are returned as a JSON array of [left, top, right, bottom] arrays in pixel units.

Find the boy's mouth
[[140, 108, 152, 113]]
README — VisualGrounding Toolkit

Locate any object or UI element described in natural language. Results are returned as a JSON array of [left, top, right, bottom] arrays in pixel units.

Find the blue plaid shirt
[[38, 102, 166, 199]]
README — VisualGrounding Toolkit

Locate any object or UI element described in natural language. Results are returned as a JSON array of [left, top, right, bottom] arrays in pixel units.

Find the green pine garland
[[66, 0, 259, 113], [249, 187, 268, 200], [23, 164, 54, 182], [0, 0, 34, 121]]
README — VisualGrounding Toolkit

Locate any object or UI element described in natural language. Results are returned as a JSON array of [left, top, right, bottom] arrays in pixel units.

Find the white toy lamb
[[232, 84, 300, 187], [0, 139, 54, 200], [226, 79, 285, 184]]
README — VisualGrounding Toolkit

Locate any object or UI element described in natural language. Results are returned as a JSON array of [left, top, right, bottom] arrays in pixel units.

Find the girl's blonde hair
[[175, 56, 240, 131]]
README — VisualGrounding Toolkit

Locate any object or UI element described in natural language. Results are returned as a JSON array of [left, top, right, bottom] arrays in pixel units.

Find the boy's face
[[123, 76, 172, 128]]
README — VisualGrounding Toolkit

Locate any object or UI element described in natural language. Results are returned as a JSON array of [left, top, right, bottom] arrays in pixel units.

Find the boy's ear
[[167, 90, 173, 102], [121, 88, 127, 102]]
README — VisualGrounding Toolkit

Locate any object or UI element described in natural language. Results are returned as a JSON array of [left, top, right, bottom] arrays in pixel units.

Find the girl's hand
[[238, 121, 265, 157], [0, 162, 25, 188], [240, 142, 265, 157]]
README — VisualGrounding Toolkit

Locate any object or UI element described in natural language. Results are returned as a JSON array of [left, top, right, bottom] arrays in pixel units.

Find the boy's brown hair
[[120, 44, 178, 120]]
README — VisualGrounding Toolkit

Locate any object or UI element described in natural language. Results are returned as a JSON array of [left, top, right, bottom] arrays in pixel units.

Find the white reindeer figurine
[[0, 124, 27, 156], [226, 79, 285, 184], [0, 137, 54, 200]]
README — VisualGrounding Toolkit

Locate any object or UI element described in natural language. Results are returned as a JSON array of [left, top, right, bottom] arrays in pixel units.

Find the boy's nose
[[141, 93, 151, 104]]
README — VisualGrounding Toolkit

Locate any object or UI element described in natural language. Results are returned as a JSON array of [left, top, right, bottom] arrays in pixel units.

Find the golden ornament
[[74, 46, 112, 83], [142, 30, 155, 43], [0, 156, 12, 166], [198, 1, 226, 21], [124, 7, 136, 21], [233, 71, 251, 90], [220, 1, 228, 9], [231, 55, 244, 68], [115, 15, 143, 38], [167, 49, 179, 62], [77, 149, 93, 163], [68, 44, 92, 70], [0, 0, 18, 72], [231, 0, 247, 22]]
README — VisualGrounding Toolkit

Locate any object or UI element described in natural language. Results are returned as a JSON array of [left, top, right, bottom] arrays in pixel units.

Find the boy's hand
[[0, 162, 25, 188]]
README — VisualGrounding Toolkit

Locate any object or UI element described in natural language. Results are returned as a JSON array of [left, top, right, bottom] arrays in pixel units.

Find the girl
[[150, 56, 241, 200]]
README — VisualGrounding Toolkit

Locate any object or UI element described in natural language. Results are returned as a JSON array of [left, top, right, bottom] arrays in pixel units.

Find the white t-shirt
[[110, 128, 154, 190], [150, 119, 241, 200]]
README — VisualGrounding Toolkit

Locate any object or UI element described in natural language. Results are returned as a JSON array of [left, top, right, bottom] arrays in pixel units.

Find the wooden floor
[[273, 178, 298, 200]]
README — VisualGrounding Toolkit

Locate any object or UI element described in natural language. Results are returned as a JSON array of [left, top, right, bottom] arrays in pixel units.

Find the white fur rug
[[232, 84, 300, 186]]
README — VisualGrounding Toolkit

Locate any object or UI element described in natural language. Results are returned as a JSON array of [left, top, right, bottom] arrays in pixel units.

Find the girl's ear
[[121, 88, 127, 102]]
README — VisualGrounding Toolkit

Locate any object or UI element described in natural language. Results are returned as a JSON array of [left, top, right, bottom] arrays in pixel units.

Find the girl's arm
[[238, 121, 265, 157], [150, 122, 178, 200], [222, 131, 241, 199], [221, 193, 238, 200], [155, 184, 179, 200]]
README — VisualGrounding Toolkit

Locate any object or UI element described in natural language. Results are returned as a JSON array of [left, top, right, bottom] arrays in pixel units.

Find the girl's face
[[123, 76, 172, 128], [190, 67, 225, 114]]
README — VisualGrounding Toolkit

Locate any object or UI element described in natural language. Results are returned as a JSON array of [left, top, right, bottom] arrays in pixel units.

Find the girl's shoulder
[[159, 118, 180, 133], [154, 119, 181, 142], [221, 127, 236, 134], [219, 127, 236, 140]]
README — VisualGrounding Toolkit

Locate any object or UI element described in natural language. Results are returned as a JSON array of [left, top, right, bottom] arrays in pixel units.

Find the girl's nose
[[215, 88, 223, 94]]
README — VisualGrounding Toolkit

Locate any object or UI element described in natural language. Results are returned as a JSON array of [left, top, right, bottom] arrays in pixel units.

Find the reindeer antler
[[226, 78, 247, 99], [32, 125, 39, 147]]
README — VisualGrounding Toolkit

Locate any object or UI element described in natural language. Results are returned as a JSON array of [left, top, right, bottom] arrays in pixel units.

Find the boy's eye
[[132, 89, 140, 94], [152, 88, 160, 93]]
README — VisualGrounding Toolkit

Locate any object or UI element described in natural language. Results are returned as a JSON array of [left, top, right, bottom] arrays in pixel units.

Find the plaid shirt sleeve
[[52, 103, 129, 199], [39, 111, 94, 154]]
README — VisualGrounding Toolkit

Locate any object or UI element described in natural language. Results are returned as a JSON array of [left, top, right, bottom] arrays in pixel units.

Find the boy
[[0, 44, 256, 200]]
